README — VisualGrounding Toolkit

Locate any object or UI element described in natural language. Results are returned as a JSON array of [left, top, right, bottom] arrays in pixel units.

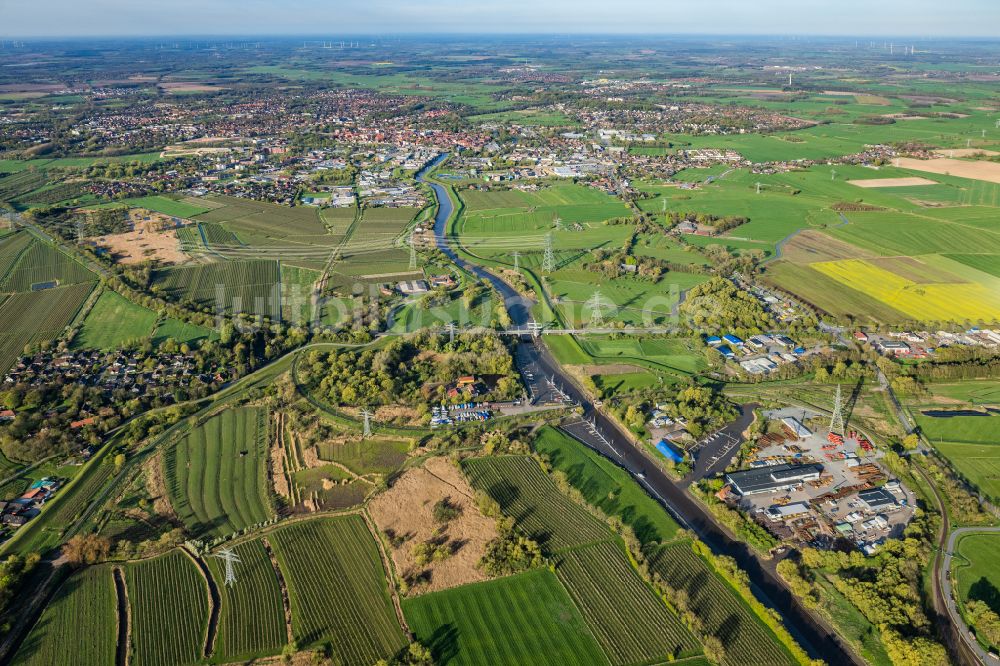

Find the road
[[419, 156, 862, 664], [934, 510, 999, 664], [684, 403, 758, 486]]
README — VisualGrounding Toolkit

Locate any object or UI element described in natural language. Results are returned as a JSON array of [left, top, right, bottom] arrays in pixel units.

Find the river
[[417, 154, 861, 665], [416, 154, 533, 326]]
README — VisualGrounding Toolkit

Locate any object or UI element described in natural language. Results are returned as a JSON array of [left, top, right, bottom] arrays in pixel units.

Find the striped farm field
[[533, 426, 680, 546], [151, 259, 281, 319], [0, 231, 33, 278], [269, 515, 406, 661], [404, 568, 609, 666], [0, 282, 94, 372], [164, 407, 274, 538], [0, 240, 95, 292], [556, 541, 700, 664], [193, 194, 327, 237], [462, 456, 609, 552], [126, 550, 210, 666], [812, 258, 1000, 323], [357, 206, 420, 238], [13, 565, 118, 666], [648, 542, 796, 666], [205, 540, 287, 661]]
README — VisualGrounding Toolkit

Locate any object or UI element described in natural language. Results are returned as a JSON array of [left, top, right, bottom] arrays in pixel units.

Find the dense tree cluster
[[474, 490, 544, 576], [668, 386, 738, 437], [967, 600, 1000, 649], [297, 330, 520, 408], [583, 248, 671, 281], [663, 210, 748, 233], [783, 513, 948, 666], [0, 553, 40, 633], [680, 277, 775, 336]]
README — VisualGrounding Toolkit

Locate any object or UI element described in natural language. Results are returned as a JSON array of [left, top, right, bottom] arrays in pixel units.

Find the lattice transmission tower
[[542, 233, 555, 274], [830, 384, 845, 435], [213, 548, 241, 587]]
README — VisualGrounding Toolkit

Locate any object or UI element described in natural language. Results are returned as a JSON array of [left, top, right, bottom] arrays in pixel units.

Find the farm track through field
[[268, 515, 407, 661], [125, 549, 210, 666], [262, 536, 295, 644], [114, 566, 131, 666], [362, 509, 410, 637], [187, 551, 220, 659]]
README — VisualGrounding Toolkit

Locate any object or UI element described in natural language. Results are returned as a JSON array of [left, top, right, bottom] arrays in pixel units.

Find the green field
[[829, 210, 1000, 258], [954, 532, 1000, 633], [13, 565, 118, 666], [279, 263, 320, 323], [268, 515, 406, 660], [205, 540, 287, 662], [917, 411, 999, 445], [152, 318, 216, 346], [932, 441, 1000, 500], [72, 290, 157, 349], [580, 336, 708, 375], [0, 233, 33, 277], [404, 568, 609, 666], [355, 206, 419, 239], [927, 381, 1000, 405], [151, 259, 281, 319], [163, 407, 274, 538], [193, 194, 327, 237], [462, 456, 609, 552], [315, 437, 410, 475], [543, 334, 593, 365], [125, 195, 213, 218], [126, 550, 210, 666], [544, 268, 705, 327], [947, 254, 1000, 280], [533, 426, 680, 545], [649, 542, 796, 666], [557, 541, 699, 664], [0, 282, 94, 372], [0, 240, 95, 292]]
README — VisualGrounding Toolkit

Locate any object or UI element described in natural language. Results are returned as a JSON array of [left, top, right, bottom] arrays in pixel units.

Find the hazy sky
[[4, 0, 1000, 38]]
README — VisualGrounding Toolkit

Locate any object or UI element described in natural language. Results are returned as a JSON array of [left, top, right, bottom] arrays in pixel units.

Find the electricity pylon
[[542, 233, 555, 274], [360, 409, 373, 438], [212, 548, 241, 587], [830, 384, 845, 435], [587, 291, 606, 326]]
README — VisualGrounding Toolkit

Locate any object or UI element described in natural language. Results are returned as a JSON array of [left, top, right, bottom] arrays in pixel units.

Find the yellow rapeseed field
[[812, 259, 1000, 323]]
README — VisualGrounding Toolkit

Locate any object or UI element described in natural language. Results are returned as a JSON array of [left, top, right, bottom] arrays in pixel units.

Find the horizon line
[[2, 31, 1000, 41]]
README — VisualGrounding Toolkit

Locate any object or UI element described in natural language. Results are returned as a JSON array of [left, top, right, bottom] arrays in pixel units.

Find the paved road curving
[[941, 527, 1000, 665]]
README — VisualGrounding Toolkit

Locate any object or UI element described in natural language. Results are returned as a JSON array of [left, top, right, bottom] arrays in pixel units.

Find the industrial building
[[725, 463, 823, 496], [857, 487, 898, 511]]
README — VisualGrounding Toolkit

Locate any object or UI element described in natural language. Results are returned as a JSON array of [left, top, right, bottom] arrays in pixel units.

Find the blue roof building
[[717, 345, 735, 358], [705, 335, 722, 346], [655, 440, 685, 464], [723, 334, 744, 346]]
